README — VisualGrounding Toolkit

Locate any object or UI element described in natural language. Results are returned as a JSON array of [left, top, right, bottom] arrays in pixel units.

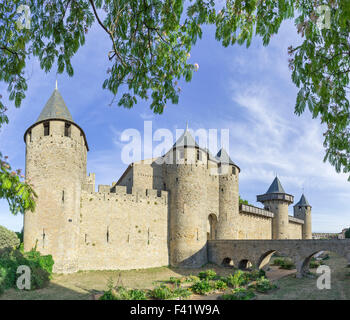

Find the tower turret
[[23, 86, 88, 273], [163, 127, 209, 267], [294, 194, 312, 239], [216, 148, 240, 239], [257, 177, 293, 239]]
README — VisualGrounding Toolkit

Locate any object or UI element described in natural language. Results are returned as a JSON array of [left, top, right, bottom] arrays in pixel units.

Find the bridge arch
[[298, 248, 350, 277], [257, 250, 276, 269], [221, 257, 234, 268], [238, 259, 253, 270]]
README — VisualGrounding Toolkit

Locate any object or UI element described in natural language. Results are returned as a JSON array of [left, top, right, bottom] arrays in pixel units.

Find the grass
[[258, 252, 350, 300], [1, 252, 349, 300]]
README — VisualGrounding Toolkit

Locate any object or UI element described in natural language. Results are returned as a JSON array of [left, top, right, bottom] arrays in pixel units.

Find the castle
[[23, 87, 312, 273]]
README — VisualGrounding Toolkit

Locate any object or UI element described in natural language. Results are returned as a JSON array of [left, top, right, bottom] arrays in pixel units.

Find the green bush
[[309, 260, 318, 268], [198, 269, 216, 280], [173, 287, 192, 299], [220, 288, 255, 300], [272, 258, 285, 266], [225, 270, 247, 288], [185, 275, 200, 282], [280, 259, 295, 270], [0, 247, 54, 293], [272, 257, 295, 270], [244, 269, 266, 281], [100, 286, 148, 300], [0, 226, 19, 250], [169, 276, 182, 286], [250, 277, 277, 293], [151, 285, 174, 300], [128, 289, 148, 300], [190, 279, 215, 295], [215, 280, 227, 290], [15, 229, 24, 244]]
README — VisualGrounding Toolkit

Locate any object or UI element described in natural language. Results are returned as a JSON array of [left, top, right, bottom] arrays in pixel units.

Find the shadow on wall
[[171, 244, 208, 268]]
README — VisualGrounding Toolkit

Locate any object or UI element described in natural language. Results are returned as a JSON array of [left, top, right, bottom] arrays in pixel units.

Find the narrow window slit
[[44, 122, 50, 136], [42, 229, 45, 248]]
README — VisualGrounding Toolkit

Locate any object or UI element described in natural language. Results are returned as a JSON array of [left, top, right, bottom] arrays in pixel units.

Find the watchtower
[[257, 177, 294, 239], [216, 148, 240, 239], [294, 194, 312, 239], [163, 128, 209, 267], [23, 85, 88, 273]]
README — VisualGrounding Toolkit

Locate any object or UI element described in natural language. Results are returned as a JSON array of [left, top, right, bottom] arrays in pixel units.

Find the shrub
[[0, 226, 19, 250], [198, 269, 216, 280], [185, 275, 200, 283], [151, 285, 174, 300], [128, 289, 148, 300], [279, 259, 295, 270], [0, 247, 54, 293], [173, 287, 192, 299], [272, 258, 285, 266], [244, 269, 266, 281], [250, 277, 277, 293], [225, 270, 247, 288], [169, 277, 182, 286], [190, 279, 215, 295], [15, 229, 24, 244], [272, 257, 295, 269], [100, 285, 148, 300], [309, 260, 320, 268], [220, 288, 255, 300], [215, 280, 227, 290]]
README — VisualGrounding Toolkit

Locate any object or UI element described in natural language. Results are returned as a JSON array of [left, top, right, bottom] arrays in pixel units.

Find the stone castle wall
[[24, 121, 306, 273], [288, 220, 303, 239], [78, 185, 169, 270]]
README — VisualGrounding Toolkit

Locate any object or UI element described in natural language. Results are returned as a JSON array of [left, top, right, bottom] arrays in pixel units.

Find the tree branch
[[88, 0, 127, 66]]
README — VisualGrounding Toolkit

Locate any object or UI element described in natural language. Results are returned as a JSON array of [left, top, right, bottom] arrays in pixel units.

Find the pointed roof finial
[[55, 79, 58, 90], [186, 121, 188, 131]]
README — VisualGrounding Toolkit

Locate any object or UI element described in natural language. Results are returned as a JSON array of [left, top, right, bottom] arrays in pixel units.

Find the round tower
[[23, 86, 88, 273], [216, 148, 240, 239], [293, 194, 312, 239], [257, 177, 294, 239], [163, 129, 208, 267]]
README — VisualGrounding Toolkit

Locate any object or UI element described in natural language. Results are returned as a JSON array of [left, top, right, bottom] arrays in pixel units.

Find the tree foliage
[[0, 153, 36, 215], [345, 228, 350, 239], [0, 225, 19, 250], [1, 0, 350, 215]]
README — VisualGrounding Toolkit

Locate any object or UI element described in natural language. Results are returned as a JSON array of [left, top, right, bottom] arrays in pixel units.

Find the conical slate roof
[[173, 127, 199, 148], [36, 88, 73, 123], [265, 177, 286, 194], [294, 194, 311, 207], [216, 148, 235, 165]]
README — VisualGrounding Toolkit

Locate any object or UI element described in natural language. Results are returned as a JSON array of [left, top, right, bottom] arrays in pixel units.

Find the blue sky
[[1, 16, 349, 233]]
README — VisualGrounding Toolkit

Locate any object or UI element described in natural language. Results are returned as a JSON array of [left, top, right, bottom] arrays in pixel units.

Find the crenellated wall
[[78, 186, 169, 270], [23, 89, 312, 275]]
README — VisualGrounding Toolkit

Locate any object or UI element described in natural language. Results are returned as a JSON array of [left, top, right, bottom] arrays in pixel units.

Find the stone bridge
[[207, 239, 350, 278]]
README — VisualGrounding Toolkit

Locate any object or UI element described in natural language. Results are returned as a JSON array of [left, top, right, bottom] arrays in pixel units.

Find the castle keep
[[23, 88, 312, 273]]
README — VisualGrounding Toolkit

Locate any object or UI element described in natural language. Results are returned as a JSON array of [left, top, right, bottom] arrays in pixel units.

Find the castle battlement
[[23, 86, 312, 273]]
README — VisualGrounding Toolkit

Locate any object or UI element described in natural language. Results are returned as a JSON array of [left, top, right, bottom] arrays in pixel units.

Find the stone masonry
[[23, 87, 313, 274]]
